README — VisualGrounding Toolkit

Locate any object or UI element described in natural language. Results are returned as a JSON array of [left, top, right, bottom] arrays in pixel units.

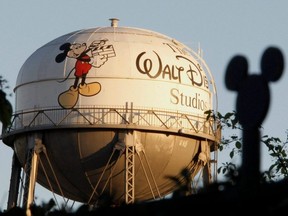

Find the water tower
[[1, 19, 220, 210]]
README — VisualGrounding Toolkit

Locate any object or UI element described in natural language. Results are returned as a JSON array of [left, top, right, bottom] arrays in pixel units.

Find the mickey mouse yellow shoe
[[58, 86, 79, 109], [78, 82, 101, 96]]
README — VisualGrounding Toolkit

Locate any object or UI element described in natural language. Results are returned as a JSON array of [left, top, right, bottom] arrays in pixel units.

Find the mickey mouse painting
[[55, 39, 115, 109]]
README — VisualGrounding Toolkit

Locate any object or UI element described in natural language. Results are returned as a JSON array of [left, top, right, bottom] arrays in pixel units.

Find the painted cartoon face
[[67, 43, 87, 58]]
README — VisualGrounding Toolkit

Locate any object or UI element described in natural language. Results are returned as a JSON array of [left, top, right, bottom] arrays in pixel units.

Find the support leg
[[7, 152, 22, 209]]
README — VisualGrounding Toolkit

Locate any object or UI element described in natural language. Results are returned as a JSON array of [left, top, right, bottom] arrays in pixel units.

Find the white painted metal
[[14, 22, 216, 120]]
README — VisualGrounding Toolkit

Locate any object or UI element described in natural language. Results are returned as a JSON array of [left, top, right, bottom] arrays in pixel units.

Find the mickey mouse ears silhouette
[[225, 47, 284, 129]]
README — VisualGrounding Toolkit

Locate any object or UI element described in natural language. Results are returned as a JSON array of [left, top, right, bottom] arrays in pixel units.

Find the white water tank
[[4, 19, 218, 205]]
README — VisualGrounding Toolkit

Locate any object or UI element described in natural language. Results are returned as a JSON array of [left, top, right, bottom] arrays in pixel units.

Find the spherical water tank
[[4, 19, 219, 205]]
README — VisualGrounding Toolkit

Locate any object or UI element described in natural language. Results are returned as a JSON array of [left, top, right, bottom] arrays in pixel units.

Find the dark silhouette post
[[225, 47, 284, 198]]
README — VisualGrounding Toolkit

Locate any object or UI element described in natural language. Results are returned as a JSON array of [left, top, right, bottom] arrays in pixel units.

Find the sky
[[1, 0, 288, 210]]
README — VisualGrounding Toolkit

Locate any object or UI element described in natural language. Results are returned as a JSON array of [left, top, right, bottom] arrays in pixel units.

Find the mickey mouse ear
[[261, 47, 284, 82], [225, 55, 248, 91], [59, 43, 71, 51], [55, 53, 66, 63]]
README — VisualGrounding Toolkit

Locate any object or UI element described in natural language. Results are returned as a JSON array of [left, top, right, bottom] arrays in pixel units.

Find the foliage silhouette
[[207, 110, 288, 183], [0, 76, 12, 130]]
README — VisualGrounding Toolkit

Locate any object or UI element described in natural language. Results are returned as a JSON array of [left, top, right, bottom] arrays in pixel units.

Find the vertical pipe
[[26, 151, 38, 216]]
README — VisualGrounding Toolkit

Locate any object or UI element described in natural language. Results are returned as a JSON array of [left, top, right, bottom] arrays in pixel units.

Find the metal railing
[[2, 105, 219, 141]]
